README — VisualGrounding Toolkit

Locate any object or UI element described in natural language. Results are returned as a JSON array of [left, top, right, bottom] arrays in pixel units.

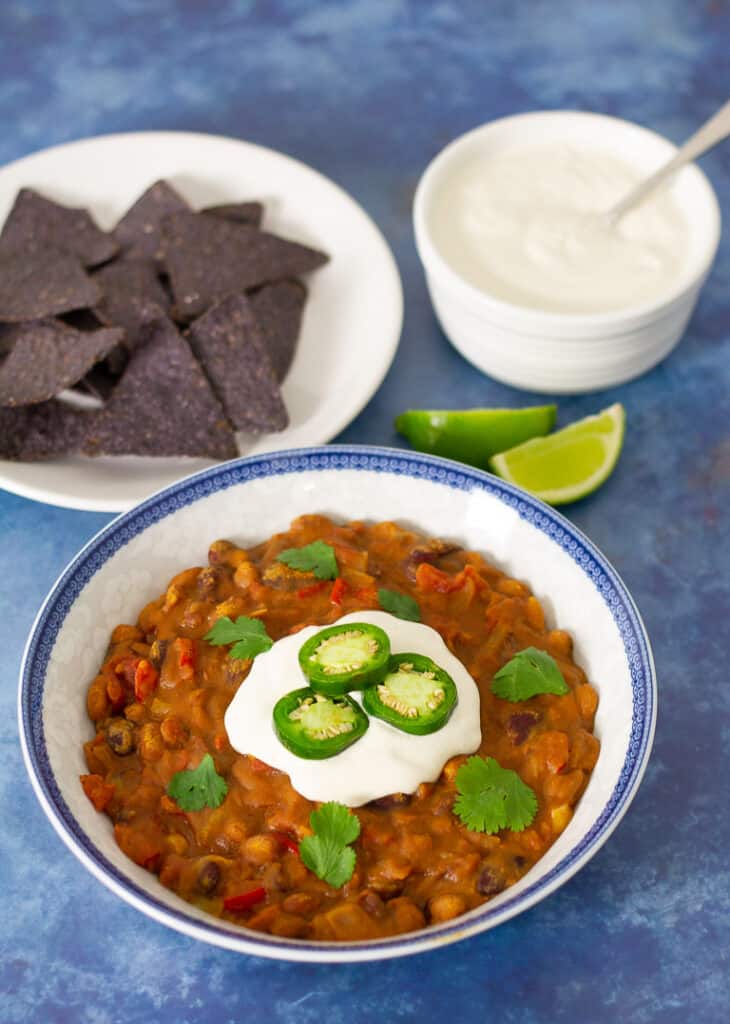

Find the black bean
[[477, 867, 506, 897], [196, 860, 221, 895], [106, 718, 136, 756], [208, 539, 235, 565], [359, 890, 385, 917], [506, 711, 540, 746], [148, 638, 169, 669], [196, 566, 222, 597]]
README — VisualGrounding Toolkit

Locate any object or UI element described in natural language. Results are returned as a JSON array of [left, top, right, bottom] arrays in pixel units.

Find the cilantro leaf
[[276, 540, 339, 580], [377, 587, 421, 622], [299, 801, 361, 887], [167, 753, 228, 812], [453, 756, 537, 834], [204, 615, 273, 660], [491, 646, 569, 702]]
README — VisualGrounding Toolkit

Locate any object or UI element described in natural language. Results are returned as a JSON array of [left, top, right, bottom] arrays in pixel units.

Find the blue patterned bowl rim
[[18, 445, 656, 963]]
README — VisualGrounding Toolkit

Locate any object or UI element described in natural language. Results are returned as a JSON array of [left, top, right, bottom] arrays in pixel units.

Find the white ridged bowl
[[413, 111, 721, 394]]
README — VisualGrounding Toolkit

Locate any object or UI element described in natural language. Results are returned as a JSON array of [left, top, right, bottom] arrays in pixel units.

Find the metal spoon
[[606, 97, 730, 225]]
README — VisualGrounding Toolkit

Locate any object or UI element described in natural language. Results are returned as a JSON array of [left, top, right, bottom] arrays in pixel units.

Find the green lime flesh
[[489, 403, 625, 505], [395, 405, 557, 469]]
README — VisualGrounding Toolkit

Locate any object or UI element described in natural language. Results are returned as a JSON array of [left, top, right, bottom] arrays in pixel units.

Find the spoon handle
[[607, 97, 730, 224]]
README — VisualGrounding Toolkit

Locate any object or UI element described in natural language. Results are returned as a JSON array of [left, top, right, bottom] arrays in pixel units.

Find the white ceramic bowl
[[413, 111, 721, 393], [19, 446, 656, 962]]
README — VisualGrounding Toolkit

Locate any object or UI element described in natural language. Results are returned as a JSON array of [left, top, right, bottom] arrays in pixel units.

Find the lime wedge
[[394, 405, 557, 469], [488, 404, 626, 505]]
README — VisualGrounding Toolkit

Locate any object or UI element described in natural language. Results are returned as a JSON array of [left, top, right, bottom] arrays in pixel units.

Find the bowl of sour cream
[[413, 110, 721, 393]]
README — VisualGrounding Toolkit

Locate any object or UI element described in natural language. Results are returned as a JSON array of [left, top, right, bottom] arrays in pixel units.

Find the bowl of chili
[[18, 446, 656, 962]]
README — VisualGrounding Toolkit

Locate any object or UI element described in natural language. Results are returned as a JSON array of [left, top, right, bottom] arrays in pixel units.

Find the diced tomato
[[174, 638, 195, 679], [296, 580, 329, 599], [80, 773, 115, 812], [223, 886, 267, 912], [114, 823, 162, 870], [271, 831, 300, 857], [133, 658, 159, 702], [330, 578, 348, 605], [415, 562, 462, 593], [415, 562, 485, 594]]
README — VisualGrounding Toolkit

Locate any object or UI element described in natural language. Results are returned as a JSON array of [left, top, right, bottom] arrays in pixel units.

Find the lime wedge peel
[[488, 404, 626, 506], [394, 405, 557, 469]]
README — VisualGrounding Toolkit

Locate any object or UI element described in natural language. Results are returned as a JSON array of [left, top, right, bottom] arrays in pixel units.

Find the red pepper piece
[[80, 773, 115, 812], [415, 562, 463, 594], [174, 638, 195, 679], [296, 580, 329, 599], [271, 831, 300, 857], [223, 886, 267, 912], [330, 577, 348, 605], [133, 658, 159, 702]]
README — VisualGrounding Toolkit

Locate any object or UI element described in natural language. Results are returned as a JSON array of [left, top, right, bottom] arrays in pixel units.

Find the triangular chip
[[0, 320, 123, 406], [113, 180, 191, 262], [161, 210, 328, 320], [249, 280, 306, 382], [83, 317, 238, 459], [0, 245, 102, 321], [0, 400, 89, 460], [92, 259, 169, 348], [188, 293, 288, 433], [0, 188, 118, 267], [202, 202, 264, 228]]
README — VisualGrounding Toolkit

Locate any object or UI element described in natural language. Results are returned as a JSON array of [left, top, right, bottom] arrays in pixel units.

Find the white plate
[[0, 132, 403, 511]]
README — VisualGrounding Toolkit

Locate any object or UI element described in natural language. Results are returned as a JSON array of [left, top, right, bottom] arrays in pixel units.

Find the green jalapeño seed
[[298, 622, 390, 696], [273, 687, 369, 759], [362, 653, 458, 735]]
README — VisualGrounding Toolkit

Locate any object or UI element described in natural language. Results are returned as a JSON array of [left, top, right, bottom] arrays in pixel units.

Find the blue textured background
[[1, 1, 729, 1021]]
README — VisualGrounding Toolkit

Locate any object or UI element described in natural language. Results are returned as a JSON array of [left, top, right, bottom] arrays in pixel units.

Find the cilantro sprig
[[167, 753, 228, 812], [377, 587, 421, 622], [299, 801, 360, 887], [205, 615, 273, 660], [276, 540, 339, 580], [491, 647, 569, 702], [453, 756, 537, 834]]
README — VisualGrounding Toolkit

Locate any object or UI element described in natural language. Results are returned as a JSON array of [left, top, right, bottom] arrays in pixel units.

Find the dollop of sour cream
[[224, 610, 482, 806], [430, 143, 689, 314]]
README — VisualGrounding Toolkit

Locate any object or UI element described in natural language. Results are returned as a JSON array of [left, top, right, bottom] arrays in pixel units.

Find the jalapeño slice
[[273, 687, 369, 759], [298, 622, 390, 696], [362, 653, 458, 735]]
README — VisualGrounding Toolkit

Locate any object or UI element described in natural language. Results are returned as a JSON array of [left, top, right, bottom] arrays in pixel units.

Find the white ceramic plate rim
[[19, 446, 656, 963], [0, 132, 403, 512]]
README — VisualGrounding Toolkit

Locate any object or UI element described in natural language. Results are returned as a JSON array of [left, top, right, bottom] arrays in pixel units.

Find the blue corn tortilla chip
[[0, 245, 102, 321], [249, 279, 306, 382], [92, 259, 169, 349], [113, 180, 191, 263], [0, 399, 88, 460], [161, 210, 328, 320], [202, 202, 264, 228], [83, 317, 238, 459], [188, 293, 288, 433], [0, 319, 124, 406], [0, 188, 118, 267]]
